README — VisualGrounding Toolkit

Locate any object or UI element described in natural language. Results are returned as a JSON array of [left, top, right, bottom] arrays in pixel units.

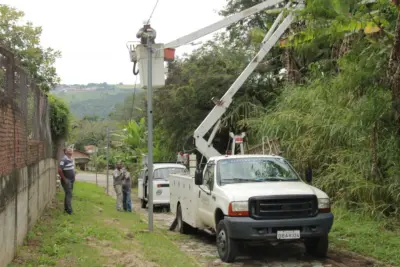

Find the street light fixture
[[106, 128, 128, 195]]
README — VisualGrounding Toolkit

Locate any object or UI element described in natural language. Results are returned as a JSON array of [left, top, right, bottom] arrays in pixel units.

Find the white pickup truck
[[169, 155, 334, 262]]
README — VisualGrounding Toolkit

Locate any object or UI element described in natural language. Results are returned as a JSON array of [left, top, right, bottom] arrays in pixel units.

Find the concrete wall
[[0, 158, 57, 267]]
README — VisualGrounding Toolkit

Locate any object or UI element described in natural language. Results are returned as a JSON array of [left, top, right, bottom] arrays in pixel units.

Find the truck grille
[[249, 195, 318, 220]]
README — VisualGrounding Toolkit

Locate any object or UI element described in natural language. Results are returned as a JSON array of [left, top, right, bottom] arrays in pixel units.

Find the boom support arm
[[165, 0, 287, 49], [193, 2, 304, 159]]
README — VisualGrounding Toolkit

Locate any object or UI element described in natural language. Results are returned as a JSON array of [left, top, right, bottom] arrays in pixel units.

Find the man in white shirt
[[58, 148, 75, 214]]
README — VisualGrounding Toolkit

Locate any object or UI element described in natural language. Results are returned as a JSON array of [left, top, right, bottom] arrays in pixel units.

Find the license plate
[[277, 230, 300, 240]]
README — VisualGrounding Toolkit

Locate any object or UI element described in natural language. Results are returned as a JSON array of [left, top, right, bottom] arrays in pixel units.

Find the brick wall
[[0, 45, 50, 177], [0, 105, 45, 176]]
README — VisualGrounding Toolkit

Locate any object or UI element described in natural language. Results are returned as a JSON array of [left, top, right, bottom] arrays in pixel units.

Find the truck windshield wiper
[[222, 178, 255, 183], [256, 177, 298, 181]]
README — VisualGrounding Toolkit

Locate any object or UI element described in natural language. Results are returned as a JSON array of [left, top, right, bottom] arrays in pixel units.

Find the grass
[[9, 182, 199, 267], [330, 206, 400, 266]]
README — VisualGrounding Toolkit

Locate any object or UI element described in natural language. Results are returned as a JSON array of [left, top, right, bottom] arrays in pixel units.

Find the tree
[[248, 0, 400, 217], [388, 1, 400, 133], [0, 5, 61, 92], [153, 35, 283, 156], [69, 119, 119, 151]]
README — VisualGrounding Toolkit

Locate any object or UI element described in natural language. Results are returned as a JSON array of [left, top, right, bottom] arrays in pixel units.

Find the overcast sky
[[2, 0, 226, 85]]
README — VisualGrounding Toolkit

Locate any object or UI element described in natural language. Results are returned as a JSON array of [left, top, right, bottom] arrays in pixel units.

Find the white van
[[138, 163, 187, 210]]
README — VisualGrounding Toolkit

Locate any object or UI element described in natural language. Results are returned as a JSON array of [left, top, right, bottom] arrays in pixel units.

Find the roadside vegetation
[[330, 207, 400, 266], [10, 182, 198, 267]]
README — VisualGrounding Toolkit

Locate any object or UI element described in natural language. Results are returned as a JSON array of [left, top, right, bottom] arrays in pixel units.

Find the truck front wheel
[[216, 220, 238, 263], [304, 234, 329, 257]]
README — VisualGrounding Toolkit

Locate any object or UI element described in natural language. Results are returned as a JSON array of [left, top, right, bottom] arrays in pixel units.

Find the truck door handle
[[212, 195, 216, 201], [198, 190, 201, 198]]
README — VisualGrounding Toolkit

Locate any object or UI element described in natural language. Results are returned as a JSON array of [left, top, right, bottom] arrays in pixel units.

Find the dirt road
[[78, 173, 384, 267]]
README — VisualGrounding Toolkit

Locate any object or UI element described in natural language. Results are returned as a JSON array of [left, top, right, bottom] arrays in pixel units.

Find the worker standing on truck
[[112, 162, 127, 211], [122, 168, 132, 212]]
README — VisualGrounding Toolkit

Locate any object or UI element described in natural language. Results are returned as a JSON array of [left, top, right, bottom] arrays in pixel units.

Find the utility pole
[[95, 148, 98, 186], [136, 23, 156, 231], [106, 127, 110, 195], [146, 26, 155, 232]]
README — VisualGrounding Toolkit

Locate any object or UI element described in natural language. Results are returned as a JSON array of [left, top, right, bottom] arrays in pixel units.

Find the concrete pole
[[95, 150, 98, 186], [147, 36, 154, 232], [106, 127, 110, 195]]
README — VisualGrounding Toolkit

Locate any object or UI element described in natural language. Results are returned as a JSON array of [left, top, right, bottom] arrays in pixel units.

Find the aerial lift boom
[[132, 0, 305, 160]]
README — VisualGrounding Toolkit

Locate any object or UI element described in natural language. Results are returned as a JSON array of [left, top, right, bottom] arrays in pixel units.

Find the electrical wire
[[147, 0, 160, 25], [130, 75, 138, 120]]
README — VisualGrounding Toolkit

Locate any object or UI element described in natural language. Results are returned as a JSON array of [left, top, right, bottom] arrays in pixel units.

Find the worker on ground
[[113, 162, 128, 211], [58, 148, 75, 215], [122, 167, 132, 212]]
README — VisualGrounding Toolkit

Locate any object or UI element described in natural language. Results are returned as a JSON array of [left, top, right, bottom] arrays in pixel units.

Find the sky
[[1, 0, 227, 85]]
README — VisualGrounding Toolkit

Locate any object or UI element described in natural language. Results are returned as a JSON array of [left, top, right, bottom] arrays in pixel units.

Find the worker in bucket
[[112, 161, 128, 211], [122, 167, 132, 212]]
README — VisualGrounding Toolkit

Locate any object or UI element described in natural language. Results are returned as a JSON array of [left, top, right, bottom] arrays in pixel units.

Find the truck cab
[[169, 155, 334, 263], [138, 163, 187, 210]]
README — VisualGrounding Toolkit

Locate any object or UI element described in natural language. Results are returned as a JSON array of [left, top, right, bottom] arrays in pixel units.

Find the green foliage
[[48, 94, 71, 142], [0, 5, 61, 92], [154, 36, 280, 155], [248, 0, 400, 217], [69, 118, 119, 151]]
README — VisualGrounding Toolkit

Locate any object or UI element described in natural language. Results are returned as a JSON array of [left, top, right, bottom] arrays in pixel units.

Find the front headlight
[[318, 198, 331, 213], [228, 201, 249, 217]]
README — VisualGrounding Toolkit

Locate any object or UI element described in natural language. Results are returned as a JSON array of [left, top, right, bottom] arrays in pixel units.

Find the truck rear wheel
[[304, 234, 329, 257], [177, 204, 191, 234], [216, 220, 238, 263], [141, 199, 147, 209]]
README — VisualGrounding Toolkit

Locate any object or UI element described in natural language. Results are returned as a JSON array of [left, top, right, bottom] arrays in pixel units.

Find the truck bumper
[[152, 200, 170, 206], [224, 213, 334, 240]]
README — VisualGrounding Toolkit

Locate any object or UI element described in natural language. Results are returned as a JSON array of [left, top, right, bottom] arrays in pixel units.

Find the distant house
[[84, 145, 97, 154], [72, 150, 90, 171]]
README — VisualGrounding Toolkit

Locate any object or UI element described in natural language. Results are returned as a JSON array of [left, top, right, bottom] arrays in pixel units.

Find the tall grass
[[249, 47, 400, 218]]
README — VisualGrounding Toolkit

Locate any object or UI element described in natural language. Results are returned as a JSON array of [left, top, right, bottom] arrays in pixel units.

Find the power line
[[130, 75, 138, 120], [147, 0, 159, 24]]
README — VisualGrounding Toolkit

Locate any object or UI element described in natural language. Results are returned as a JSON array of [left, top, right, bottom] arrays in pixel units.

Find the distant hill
[[53, 83, 143, 119]]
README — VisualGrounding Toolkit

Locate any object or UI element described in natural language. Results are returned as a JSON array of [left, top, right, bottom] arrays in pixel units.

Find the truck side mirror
[[305, 167, 312, 184], [194, 169, 203, 185]]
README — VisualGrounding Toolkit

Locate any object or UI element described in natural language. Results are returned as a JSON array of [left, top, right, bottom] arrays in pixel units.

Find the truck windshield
[[217, 157, 300, 185], [153, 167, 186, 180]]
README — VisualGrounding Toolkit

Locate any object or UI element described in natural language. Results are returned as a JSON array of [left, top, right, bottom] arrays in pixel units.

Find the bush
[[48, 94, 72, 142]]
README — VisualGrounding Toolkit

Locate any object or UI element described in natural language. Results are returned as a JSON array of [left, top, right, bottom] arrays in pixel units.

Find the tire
[[141, 199, 147, 209], [304, 234, 329, 257], [216, 220, 239, 263], [177, 204, 191, 234]]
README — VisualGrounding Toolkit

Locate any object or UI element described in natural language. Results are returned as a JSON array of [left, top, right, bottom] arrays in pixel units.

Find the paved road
[[76, 173, 382, 267]]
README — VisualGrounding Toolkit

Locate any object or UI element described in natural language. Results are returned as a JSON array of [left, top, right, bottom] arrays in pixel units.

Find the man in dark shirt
[[122, 167, 132, 212], [58, 148, 75, 214]]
